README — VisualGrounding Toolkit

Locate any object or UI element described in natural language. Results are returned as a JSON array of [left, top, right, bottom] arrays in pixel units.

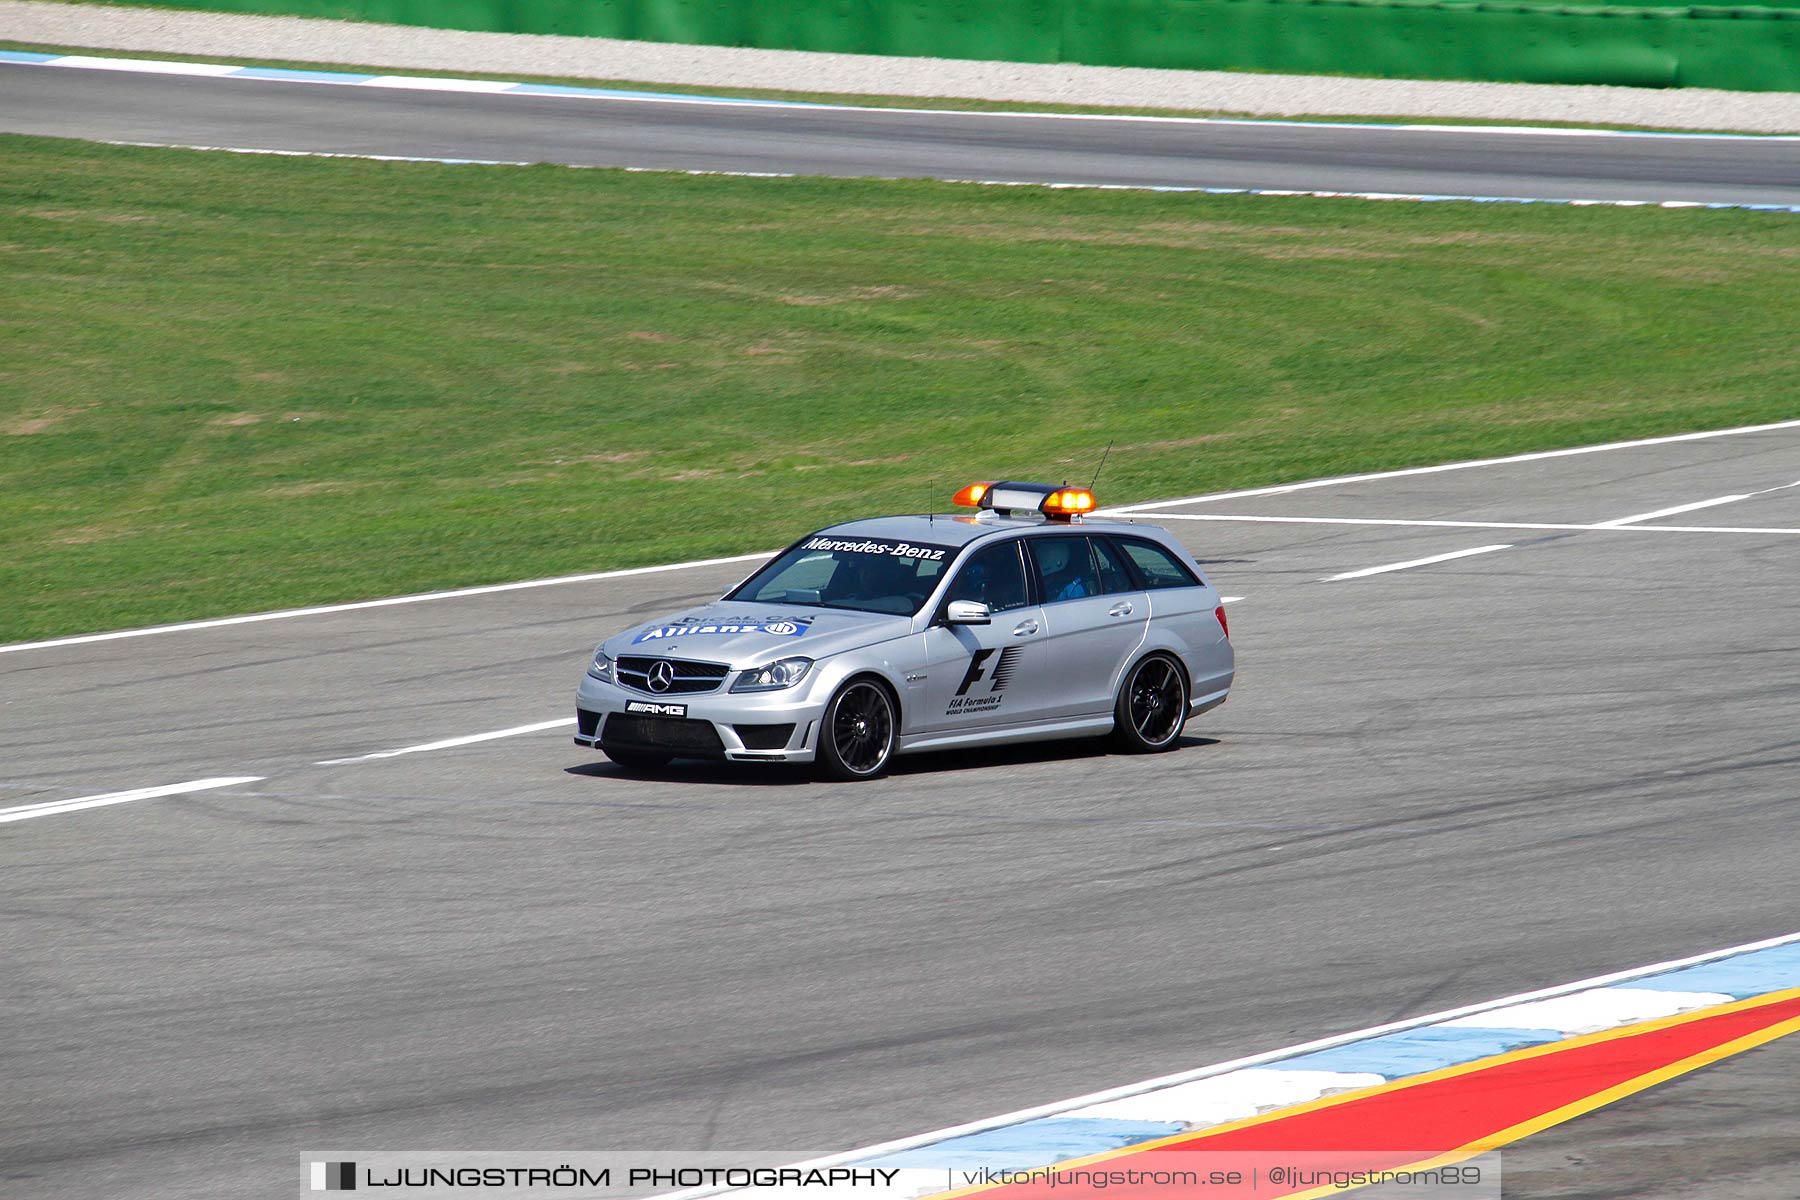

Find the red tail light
[[1215, 605, 1229, 638]]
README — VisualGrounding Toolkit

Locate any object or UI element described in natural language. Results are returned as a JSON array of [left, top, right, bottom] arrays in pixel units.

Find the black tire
[[1111, 653, 1189, 753], [816, 678, 898, 781], [602, 747, 673, 771]]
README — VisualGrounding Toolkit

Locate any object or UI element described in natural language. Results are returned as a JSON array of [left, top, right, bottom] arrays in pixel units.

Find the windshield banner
[[800, 535, 953, 562]]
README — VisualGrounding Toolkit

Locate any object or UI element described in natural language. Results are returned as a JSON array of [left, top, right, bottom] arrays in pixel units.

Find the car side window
[[944, 541, 1030, 613], [1089, 537, 1135, 595], [1028, 536, 1102, 605], [1119, 537, 1202, 589]]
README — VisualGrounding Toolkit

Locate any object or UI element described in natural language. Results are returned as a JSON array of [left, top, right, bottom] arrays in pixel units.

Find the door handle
[[1109, 602, 1134, 617], [1012, 619, 1040, 637]]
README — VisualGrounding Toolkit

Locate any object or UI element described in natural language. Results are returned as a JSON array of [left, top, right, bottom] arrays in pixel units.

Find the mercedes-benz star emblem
[[646, 660, 676, 693]]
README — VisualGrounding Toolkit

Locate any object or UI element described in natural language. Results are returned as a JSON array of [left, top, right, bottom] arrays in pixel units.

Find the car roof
[[815, 513, 1161, 549]]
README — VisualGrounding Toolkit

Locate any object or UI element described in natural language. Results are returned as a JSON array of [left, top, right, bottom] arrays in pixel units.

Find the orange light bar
[[952, 482, 993, 508], [1042, 487, 1096, 518]]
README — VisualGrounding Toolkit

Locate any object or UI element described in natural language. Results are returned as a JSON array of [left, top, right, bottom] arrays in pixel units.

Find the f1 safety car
[[574, 481, 1233, 780]]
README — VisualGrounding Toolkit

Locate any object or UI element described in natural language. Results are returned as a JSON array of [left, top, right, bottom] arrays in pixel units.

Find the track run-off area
[[5, 419, 1799, 1197], [4, 52, 1800, 208]]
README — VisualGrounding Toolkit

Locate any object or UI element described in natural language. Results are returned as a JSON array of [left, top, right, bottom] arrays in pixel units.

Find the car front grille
[[615, 656, 730, 695], [601, 714, 726, 757]]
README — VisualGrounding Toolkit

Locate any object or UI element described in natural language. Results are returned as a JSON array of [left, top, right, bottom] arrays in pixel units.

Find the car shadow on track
[[563, 734, 1220, 787]]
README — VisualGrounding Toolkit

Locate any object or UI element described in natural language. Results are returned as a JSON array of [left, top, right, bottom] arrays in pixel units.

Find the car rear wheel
[[1112, 653, 1188, 753], [603, 747, 673, 771], [817, 679, 897, 781]]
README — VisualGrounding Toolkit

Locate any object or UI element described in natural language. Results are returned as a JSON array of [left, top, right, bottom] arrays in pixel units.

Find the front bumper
[[574, 673, 824, 763]]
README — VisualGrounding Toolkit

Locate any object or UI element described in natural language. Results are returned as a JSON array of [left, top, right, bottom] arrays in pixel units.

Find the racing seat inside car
[[1034, 539, 1089, 603]]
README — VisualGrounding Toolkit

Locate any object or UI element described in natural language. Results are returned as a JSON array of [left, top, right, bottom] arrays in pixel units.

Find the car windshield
[[728, 534, 957, 616]]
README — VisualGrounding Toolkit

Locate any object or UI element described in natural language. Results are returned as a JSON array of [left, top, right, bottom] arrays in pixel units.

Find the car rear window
[[1118, 538, 1202, 589]]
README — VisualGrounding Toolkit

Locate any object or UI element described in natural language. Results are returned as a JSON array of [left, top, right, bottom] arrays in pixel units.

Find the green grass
[[3, 133, 1797, 642], [1, 39, 1774, 136]]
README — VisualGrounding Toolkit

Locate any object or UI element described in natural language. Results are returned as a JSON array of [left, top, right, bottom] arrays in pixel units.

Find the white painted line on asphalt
[[1596, 478, 1800, 528], [361, 74, 516, 93], [315, 718, 576, 765], [1439, 987, 1734, 1035], [941, 179, 1793, 212], [9, 424, 1796, 660], [1324, 544, 1514, 581], [1103, 417, 1800, 515], [97, 138, 533, 165], [750, 929, 1800, 1177], [49, 54, 240, 77], [1597, 493, 1753, 527], [0, 776, 264, 824], [0, 552, 772, 657], [1147, 513, 1800, 534], [1155, 513, 1595, 531], [1068, 1068, 1388, 1126], [938, 111, 1800, 142], [1598, 496, 1749, 525]]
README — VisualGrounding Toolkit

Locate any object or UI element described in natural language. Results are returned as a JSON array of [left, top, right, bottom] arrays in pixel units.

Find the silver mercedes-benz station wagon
[[574, 481, 1233, 780]]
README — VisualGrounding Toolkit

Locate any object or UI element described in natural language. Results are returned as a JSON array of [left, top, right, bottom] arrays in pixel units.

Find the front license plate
[[625, 700, 687, 717]]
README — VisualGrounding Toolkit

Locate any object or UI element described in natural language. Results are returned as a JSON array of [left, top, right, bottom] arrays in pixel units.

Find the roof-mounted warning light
[[1041, 487, 1096, 520], [951, 482, 993, 509], [952, 481, 1098, 522]]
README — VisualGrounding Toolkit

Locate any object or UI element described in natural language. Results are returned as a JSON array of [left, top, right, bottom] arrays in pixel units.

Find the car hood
[[602, 602, 913, 666]]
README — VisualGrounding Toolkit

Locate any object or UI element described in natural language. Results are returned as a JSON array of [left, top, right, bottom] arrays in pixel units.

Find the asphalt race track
[[4, 61, 1800, 205], [4, 422, 1799, 1197]]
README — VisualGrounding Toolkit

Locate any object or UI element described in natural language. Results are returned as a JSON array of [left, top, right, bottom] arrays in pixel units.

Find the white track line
[[51, 54, 239, 77], [1323, 544, 1514, 581], [1595, 478, 1800, 528], [1103, 417, 1800, 515], [361, 74, 517, 93], [738, 929, 1800, 1179], [9, 420, 1799, 659], [315, 718, 575, 765], [1309, 479, 1800, 582], [1595, 494, 1753, 527], [1147, 513, 1800, 534], [101, 138, 532, 166], [0, 552, 772, 657], [0, 776, 264, 824]]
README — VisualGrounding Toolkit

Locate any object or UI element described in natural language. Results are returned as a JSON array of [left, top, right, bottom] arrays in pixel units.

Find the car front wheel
[[1112, 653, 1188, 753], [817, 679, 897, 781]]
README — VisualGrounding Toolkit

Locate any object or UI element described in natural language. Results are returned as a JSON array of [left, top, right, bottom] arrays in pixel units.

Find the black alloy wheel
[[818, 679, 897, 780], [1112, 654, 1188, 753]]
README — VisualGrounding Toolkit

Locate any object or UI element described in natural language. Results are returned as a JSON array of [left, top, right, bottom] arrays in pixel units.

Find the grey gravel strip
[[4, 0, 1799, 131]]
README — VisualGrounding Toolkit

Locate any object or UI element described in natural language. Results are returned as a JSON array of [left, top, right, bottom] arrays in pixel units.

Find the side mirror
[[944, 600, 992, 626]]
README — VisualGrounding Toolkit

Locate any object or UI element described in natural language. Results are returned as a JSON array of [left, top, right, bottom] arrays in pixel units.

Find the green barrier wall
[[108, 0, 1800, 91]]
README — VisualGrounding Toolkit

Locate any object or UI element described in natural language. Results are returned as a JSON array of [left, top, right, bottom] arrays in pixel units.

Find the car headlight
[[731, 656, 813, 693], [587, 650, 614, 682]]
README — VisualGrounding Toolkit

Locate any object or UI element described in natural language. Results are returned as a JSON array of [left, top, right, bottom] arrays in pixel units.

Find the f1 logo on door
[[955, 646, 1022, 697]]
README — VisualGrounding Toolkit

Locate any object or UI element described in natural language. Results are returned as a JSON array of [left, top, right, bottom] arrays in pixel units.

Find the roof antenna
[[928, 477, 935, 524], [1089, 439, 1114, 490]]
